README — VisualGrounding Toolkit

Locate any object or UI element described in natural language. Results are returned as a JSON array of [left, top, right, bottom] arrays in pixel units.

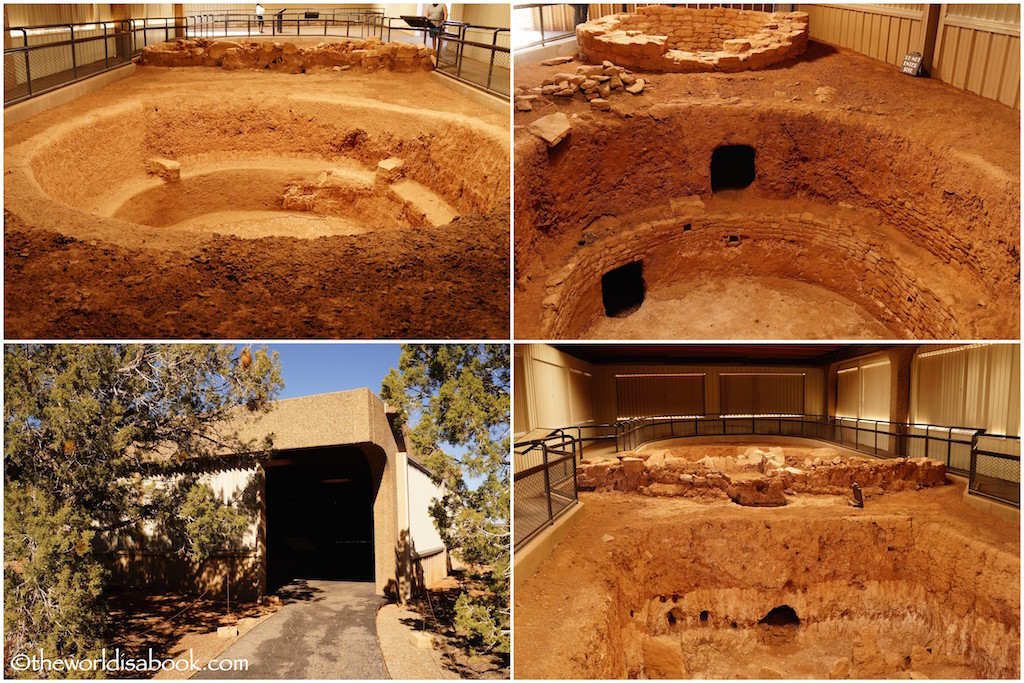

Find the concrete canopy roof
[[235, 388, 399, 457]]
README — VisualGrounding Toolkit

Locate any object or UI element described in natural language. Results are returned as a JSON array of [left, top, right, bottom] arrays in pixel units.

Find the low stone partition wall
[[139, 37, 435, 73], [577, 6, 808, 72], [579, 446, 948, 506]]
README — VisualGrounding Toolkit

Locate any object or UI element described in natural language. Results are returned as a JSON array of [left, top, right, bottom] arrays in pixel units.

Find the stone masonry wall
[[541, 199, 965, 340], [139, 37, 434, 73], [577, 6, 808, 72]]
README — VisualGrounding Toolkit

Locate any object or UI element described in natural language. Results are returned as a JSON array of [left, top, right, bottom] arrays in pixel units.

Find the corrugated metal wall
[[796, 3, 927, 67], [796, 3, 1020, 109], [591, 363, 825, 423], [933, 3, 1020, 108], [514, 344, 596, 435], [515, 345, 827, 434]]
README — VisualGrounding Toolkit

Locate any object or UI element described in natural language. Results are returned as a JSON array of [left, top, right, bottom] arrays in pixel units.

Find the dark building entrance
[[265, 446, 376, 591]]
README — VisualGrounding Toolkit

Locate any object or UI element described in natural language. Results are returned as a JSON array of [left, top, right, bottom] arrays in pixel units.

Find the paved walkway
[[197, 580, 389, 679]]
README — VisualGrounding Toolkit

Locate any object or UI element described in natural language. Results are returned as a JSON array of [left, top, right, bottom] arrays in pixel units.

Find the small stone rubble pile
[[514, 58, 645, 113], [139, 37, 435, 73], [578, 446, 948, 506]]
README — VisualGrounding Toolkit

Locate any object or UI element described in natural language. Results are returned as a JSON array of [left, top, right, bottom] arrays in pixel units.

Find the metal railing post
[[947, 427, 953, 468], [103, 23, 109, 70], [70, 25, 78, 80], [542, 445, 553, 524], [24, 48, 32, 97], [968, 434, 978, 493], [486, 29, 497, 91]]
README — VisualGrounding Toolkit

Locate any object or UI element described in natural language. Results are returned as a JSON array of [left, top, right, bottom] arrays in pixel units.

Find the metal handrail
[[6, 11, 510, 106], [514, 429, 582, 550]]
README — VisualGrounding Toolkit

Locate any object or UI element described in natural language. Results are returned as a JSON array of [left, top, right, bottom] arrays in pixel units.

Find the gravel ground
[[376, 603, 458, 680]]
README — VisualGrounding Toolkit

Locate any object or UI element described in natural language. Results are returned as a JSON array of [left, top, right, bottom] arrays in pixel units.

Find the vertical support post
[[103, 23, 109, 70], [947, 427, 952, 469], [486, 30, 497, 91], [174, 3, 185, 39], [968, 433, 978, 493], [70, 25, 78, 80], [24, 47, 32, 96], [542, 445, 553, 524]]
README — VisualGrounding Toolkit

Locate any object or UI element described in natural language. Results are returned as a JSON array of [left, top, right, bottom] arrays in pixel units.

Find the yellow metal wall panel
[[800, 3, 1018, 108], [798, 3, 925, 68]]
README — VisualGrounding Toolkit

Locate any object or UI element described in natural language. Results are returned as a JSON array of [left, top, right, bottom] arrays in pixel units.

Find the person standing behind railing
[[256, 3, 265, 33], [425, 3, 447, 53]]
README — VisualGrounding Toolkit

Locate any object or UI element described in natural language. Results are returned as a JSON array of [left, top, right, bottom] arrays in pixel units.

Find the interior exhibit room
[[513, 342, 1020, 679], [4, 2, 510, 339], [512, 3, 1020, 340]]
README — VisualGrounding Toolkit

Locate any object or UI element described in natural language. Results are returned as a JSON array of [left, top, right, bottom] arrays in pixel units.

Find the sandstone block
[[145, 157, 180, 182], [622, 457, 646, 474], [376, 157, 405, 186], [541, 55, 575, 66], [217, 626, 239, 639], [409, 631, 434, 649], [626, 78, 645, 94], [528, 112, 572, 147]]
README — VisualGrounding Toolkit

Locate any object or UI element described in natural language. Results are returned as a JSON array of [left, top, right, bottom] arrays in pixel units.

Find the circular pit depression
[[514, 105, 1019, 339], [10, 93, 509, 245]]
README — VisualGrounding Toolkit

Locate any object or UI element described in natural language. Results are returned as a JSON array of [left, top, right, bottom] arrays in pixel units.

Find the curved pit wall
[[6, 92, 509, 248], [514, 106, 1019, 339], [582, 515, 1019, 679], [560, 440, 1019, 679], [577, 6, 809, 73]]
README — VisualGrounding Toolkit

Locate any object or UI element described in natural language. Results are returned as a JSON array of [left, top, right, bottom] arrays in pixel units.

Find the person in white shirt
[[425, 3, 446, 52], [256, 3, 265, 33]]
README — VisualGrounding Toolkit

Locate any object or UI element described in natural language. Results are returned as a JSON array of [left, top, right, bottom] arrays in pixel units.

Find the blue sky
[[260, 343, 402, 399]]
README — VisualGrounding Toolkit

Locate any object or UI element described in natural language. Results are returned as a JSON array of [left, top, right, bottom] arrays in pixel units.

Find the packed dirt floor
[[513, 41, 1020, 340], [5, 65, 509, 339], [585, 275, 891, 339], [514, 442, 1020, 680]]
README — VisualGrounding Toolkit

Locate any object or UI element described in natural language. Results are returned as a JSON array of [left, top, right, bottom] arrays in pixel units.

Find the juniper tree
[[4, 344, 282, 676], [380, 344, 510, 654]]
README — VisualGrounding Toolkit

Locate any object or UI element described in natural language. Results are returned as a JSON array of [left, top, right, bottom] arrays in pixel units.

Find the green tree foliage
[[4, 344, 282, 677], [380, 344, 510, 654]]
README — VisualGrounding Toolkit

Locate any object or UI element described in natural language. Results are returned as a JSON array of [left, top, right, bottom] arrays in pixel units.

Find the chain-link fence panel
[[434, 28, 510, 98], [514, 466, 553, 549]]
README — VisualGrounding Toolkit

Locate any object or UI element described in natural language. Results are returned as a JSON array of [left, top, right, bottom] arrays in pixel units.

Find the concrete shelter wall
[[101, 389, 405, 599]]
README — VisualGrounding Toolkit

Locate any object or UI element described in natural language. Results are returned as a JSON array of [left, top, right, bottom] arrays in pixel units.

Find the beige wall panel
[[451, 3, 509, 28], [798, 3, 925, 68], [517, 345, 596, 435], [932, 5, 1019, 109], [591, 363, 825, 423]]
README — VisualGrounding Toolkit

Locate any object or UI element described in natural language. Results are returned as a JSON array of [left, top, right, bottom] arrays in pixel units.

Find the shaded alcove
[[711, 145, 756, 191], [265, 445, 378, 591], [602, 260, 646, 317]]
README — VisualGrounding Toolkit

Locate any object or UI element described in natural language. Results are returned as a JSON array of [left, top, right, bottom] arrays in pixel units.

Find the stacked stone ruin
[[537, 197, 965, 340], [139, 37, 435, 73], [576, 6, 809, 73], [577, 446, 948, 506], [515, 59, 645, 113]]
